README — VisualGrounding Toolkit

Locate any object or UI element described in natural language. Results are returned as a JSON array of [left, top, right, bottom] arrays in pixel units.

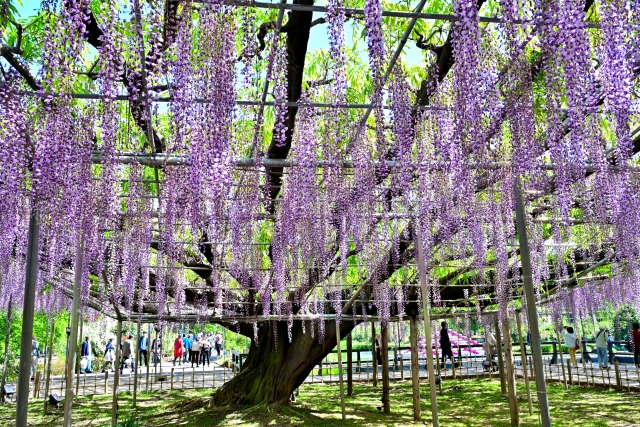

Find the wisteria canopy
[[1, 0, 639, 405]]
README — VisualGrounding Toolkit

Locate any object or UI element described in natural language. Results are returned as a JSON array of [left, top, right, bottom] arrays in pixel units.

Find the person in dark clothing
[[633, 323, 640, 367], [80, 337, 93, 373], [138, 331, 149, 369], [374, 333, 385, 411], [440, 322, 455, 365], [151, 335, 162, 366], [375, 333, 382, 365]]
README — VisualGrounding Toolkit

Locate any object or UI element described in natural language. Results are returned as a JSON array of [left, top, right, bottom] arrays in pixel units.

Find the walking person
[[151, 334, 162, 367], [486, 331, 497, 361], [633, 323, 640, 368], [120, 335, 135, 375], [207, 333, 216, 358], [191, 334, 201, 368], [561, 326, 579, 367], [173, 334, 183, 366], [102, 338, 116, 372], [214, 332, 223, 357], [440, 322, 455, 366], [595, 325, 609, 369], [182, 334, 192, 363], [200, 335, 210, 367], [30, 336, 39, 381], [375, 333, 382, 366], [138, 331, 149, 370], [80, 336, 93, 373]]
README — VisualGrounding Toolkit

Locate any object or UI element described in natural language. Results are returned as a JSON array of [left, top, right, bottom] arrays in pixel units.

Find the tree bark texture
[[213, 319, 354, 406]]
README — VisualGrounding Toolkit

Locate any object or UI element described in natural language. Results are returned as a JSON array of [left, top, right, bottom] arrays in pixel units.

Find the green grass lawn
[[0, 379, 637, 426]]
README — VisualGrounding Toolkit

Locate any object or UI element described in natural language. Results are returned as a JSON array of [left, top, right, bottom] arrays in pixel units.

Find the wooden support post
[[111, 319, 122, 427], [76, 318, 83, 398], [502, 317, 519, 427], [515, 311, 533, 415], [555, 330, 568, 391], [410, 316, 421, 421], [494, 318, 507, 395], [336, 320, 346, 421], [514, 182, 551, 427], [16, 209, 39, 427], [171, 368, 175, 390], [484, 328, 493, 379], [63, 238, 83, 427], [372, 322, 378, 387], [145, 324, 151, 392], [133, 321, 140, 407], [104, 371, 108, 394], [434, 333, 442, 395], [33, 371, 41, 398], [43, 319, 55, 414], [416, 227, 439, 426], [614, 361, 621, 391], [381, 323, 390, 414], [398, 321, 405, 381], [347, 332, 353, 397]]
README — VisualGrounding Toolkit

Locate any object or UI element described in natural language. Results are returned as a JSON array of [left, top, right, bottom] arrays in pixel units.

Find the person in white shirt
[[561, 326, 579, 367], [191, 334, 201, 367], [30, 337, 39, 381], [485, 331, 497, 360], [595, 325, 609, 369]]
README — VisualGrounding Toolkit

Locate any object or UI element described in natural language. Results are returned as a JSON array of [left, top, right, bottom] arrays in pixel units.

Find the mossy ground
[[0, 379, 636, 426]]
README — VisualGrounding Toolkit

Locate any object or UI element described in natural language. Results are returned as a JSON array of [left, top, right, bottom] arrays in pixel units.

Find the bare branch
[[310, 17, 325, 27], [0, 46, 40, 90]]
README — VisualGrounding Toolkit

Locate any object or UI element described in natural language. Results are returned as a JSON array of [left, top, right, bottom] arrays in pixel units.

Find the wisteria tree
[[1, 0, 640, 406]]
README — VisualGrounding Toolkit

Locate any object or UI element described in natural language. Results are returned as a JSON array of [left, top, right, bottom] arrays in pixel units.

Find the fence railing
[[13, 339, 639, 401]]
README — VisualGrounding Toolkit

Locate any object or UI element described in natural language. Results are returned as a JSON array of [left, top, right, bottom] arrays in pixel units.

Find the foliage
[[0, 310, 69, 360]]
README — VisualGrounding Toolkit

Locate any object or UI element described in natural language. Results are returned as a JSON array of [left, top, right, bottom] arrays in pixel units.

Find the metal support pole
[[133, 322, 140, 407], [1, 294, 14, 404], [16, 208, 40, 427], [502, 317, 520, 426], [145, 324, 151, 392], [346, 332, 353, 396], [372, 322, 378, 386], [409, 316, 421, 421], [416, 227, 439, 427], [336, 320, 346, 421], [42, 319, 49, 383], [43, 319, 55, 414], [515, 311, 533, 415], [62, 237, 83, 427], [397, 322, 405, 380], [75, 318, 83, 397], [555, 330, 568, 391], [495, 318, 507, 395], [514, 182, 551, 427], [112, 319, 122, 427], [381, 323, 390, 414]]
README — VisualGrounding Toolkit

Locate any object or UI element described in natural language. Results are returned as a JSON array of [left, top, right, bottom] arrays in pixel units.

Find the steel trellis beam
[[174, 0, 602, 29], [248, 0, 288, 156], [351, 0, 429, 146], [86, 152, 640, 173]]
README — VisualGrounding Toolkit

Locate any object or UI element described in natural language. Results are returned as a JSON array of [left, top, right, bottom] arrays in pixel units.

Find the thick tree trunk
[[213, 319, 353, 406]]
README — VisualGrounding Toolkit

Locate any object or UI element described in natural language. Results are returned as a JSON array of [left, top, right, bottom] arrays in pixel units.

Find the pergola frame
[[3, 0, 635, 426]]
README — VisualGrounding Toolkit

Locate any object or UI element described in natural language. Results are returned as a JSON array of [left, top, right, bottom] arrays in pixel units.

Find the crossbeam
[[175, 0, 602, 29]]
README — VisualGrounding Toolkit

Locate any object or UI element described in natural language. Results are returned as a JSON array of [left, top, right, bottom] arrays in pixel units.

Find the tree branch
[[0, 46, 40, 90]]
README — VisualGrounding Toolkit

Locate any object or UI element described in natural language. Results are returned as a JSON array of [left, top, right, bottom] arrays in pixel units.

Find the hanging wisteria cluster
[[0, 0, 639, 347]]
